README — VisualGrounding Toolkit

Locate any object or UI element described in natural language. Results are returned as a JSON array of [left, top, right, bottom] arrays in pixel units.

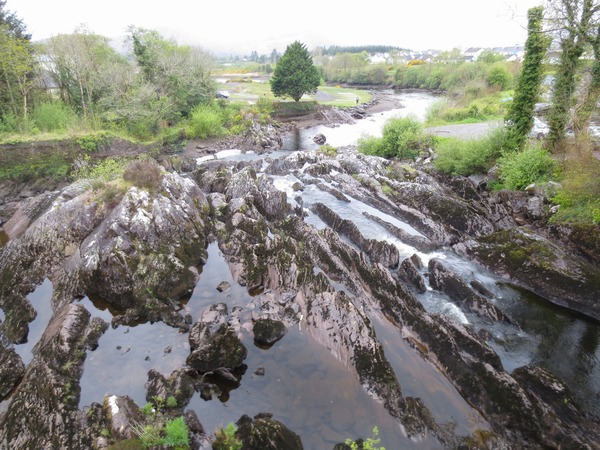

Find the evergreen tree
[[504, 6, 551, 151], [270, 41, 321, 102]]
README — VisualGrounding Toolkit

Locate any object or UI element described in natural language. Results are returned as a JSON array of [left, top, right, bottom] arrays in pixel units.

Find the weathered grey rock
[[428, 258, 510, 323], [0, 344, 24, 399], [465, 228, 600, 321], [389, 181, 496, 240], [216, 281, 231, 292], [187, 304, 247, 373], [310, 202, 399, 268], [187, 322, 247, 373], [398, 256, 427, 293], [79, 172, 209, 322], [0, 303, 108, 449], [1, 191, 57, 240], [104, 395, 145, 441], [145, 369, 196, 409], [253, 318, 287, 347], [235, 413, 303, 450], [313, 133, 327, 145]]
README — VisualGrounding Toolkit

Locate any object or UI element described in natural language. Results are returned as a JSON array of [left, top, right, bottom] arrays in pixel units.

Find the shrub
[[186, 104, 227, 139], [213, 423, 242, 450], [358, 116, 432, 160], [344, 426, 386, 450], [0, 113, 18, 134], [76, 132, 112, 153], [434, 126, 507, 175], [498, 143, 557, 190], [33, 101, 76, 132], [74, 156, 126, 185], [122, 159, 163, 191], [486, 63, 513, 90], [317, 143, 337, 157], [163, 417, 190, 448], [551, 153, 600, 224]]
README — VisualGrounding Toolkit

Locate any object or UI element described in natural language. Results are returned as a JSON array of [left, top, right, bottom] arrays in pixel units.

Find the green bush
[[213, 423, 242, 450], [498, 144, 557, 190], [551, 155, 600, 224], [163, 417, 190, 448], [73, 156, 127, 190], [0, 113, 19, 134], [186, 104, 227, 139], [486, 63, 513, 90], [317, 143, 337, 157], [33, 102, 76, 132], [358, 116, 432, 160], [344, 426, 386, 450], [76, 132, 112, 153], [434, 126, 507, 175]]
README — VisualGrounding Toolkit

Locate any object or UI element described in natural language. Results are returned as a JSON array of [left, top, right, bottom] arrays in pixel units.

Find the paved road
[[425, 121, 502, 139]]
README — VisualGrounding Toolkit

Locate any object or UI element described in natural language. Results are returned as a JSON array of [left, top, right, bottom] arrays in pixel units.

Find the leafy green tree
[[127, 27, 214, 119], [504, 6, 551, 151], [45, 27, 125, 119], [0, 2, 36, 128], [270, 41, 321, 102], [0, 25, 36, 121]]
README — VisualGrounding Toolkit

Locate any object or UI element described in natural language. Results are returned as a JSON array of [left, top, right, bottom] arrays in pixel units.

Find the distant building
[[464, 47, 485, 61]]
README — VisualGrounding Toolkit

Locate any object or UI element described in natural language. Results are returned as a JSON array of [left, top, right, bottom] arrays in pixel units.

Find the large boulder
[[79, 172, 210, 321], [235, 413, 303, 450], [187, 304, 247, 373], [252, 318, 287, 348]]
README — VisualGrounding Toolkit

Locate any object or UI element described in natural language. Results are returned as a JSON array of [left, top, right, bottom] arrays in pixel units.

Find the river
[[5, 90, 598, 448]]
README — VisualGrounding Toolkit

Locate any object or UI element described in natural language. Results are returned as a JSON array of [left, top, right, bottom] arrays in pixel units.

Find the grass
[[216, 78, 371, 107]]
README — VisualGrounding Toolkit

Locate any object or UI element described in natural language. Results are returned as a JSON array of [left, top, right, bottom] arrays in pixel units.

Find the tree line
[[0, 2, 215, 139]]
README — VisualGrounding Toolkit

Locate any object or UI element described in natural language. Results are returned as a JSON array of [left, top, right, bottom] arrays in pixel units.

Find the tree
[[270, 41, 321, 102], [45, 27, 123, 119], [545, 0, 599, 150], [0, 0, 30, 40], [0, 2, 36, 127], [0, 27, 36, 120], [504, 6, 551, 151], [127, 26, 214, 121]]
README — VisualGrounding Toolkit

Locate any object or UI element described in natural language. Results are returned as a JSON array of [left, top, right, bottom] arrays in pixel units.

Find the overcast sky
[[7, 0, 543, 55]]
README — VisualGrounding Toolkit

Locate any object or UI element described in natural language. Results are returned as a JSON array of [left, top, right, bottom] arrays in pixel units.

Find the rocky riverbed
[[0, 94, 599, 449]]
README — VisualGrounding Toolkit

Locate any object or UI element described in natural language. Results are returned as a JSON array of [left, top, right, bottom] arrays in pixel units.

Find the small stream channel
[[3, 90, 599, 448]]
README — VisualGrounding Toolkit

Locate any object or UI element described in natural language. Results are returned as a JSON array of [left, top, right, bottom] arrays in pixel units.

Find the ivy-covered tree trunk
[[546, 0, 597, 151], [572, 25, 600, 150], [546, 36, 585, 150], [504, 6, 551, 151]]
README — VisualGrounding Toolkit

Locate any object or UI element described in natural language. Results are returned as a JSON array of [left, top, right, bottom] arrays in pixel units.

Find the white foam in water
[[215, 149, 242, 158], [196, 155, 215, 165]]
